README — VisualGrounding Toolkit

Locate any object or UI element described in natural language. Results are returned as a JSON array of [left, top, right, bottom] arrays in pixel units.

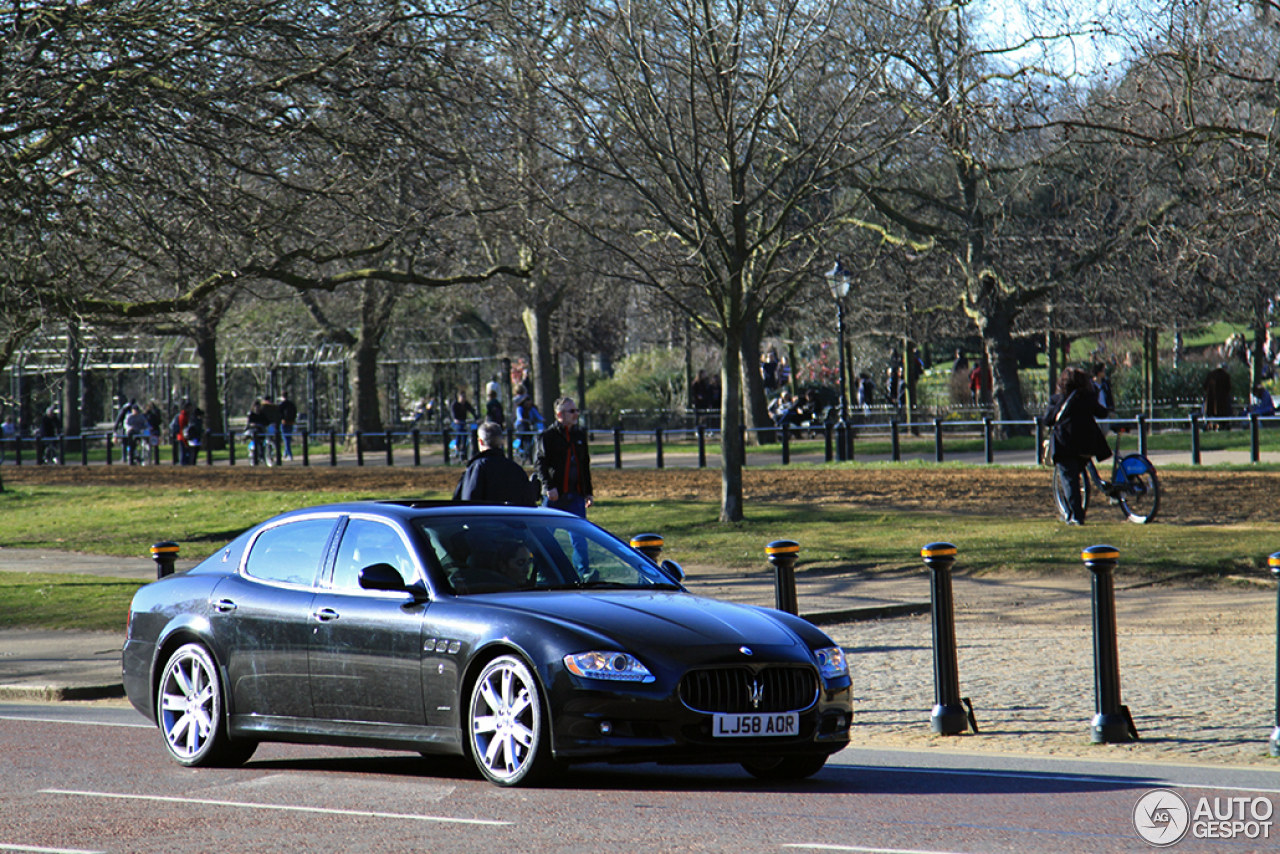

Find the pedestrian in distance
[[1, 413, 16, 462], [279, 392, 298, 460], [450, 389, 478, 457], [1203, 363, 1233, 430], [453, 422, 538, 506], [186, 408, 205, 461], [485, 388, 505, 428], [535, 397, 594, 518], [1044, 367, 1111, 526], [1093, 362, 1116, 420]]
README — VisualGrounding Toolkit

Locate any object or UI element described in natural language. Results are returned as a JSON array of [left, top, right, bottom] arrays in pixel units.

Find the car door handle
[[214, 599, 237, 613], [314, 608, 340, 622]]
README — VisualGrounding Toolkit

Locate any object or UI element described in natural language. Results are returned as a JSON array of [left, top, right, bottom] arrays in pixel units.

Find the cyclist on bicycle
[[123, 405, 149, 465], [1045, 367, 1111, 526]]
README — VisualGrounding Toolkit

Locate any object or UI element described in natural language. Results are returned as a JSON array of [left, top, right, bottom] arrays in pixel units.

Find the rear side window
[[244, 518, 336, 586]]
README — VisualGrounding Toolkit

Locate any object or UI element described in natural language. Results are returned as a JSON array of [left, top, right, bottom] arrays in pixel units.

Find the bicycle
[[40, 437, 61, 466], [450, 422, 472, 461], [245, 430, 277, 466], [1052, 427, 1160, 524], [124, 432, 149, 466]]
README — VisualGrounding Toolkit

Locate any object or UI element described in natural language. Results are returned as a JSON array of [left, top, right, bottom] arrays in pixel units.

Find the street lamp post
[[826, 261, 851, 461]]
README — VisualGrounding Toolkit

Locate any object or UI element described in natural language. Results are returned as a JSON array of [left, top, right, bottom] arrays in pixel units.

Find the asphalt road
[[3, 702, 1280, 853]]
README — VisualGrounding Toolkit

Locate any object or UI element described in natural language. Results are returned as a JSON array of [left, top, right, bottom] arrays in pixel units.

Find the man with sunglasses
[[534, 397, 594, 518]]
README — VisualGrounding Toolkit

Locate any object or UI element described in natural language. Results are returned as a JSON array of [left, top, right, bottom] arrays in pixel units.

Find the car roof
[[272, 500, 568, 523]]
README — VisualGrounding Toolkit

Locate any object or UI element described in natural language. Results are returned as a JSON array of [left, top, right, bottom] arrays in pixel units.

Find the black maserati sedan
[[122, 500, 853, 786]]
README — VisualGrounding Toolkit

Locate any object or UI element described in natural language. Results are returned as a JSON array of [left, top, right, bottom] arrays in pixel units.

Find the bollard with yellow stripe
[[629, 533, 664, 564], [1081, 544, 1137, 743], [1270, 552, 1280, 757], [920, 542, 974, 735], [1081, 544, 1120, 566], [766, 540, 800, 616], [151, 541, 180, 579]]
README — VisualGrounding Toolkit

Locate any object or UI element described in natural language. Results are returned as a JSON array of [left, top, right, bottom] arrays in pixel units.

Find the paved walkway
[[2, 548, 1279, 769]]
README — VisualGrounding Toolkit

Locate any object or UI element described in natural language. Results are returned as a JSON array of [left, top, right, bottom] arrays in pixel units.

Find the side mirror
[[659, 559, 685, 583], [358, 563, 409, 592]]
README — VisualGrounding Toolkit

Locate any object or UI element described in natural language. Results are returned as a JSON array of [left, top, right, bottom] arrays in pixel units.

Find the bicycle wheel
[[1051, 466, 1070, 521], [263, 439, 277, 467], [1116, 455, 1159, 524], [1051, 463, 1091, 521]]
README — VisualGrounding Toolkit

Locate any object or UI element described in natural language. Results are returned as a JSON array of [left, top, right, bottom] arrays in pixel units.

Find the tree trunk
[[719, 338, 744, 522], [739, 317, 773, 444], [1251, 312, 1268, 390], [350, 338, 384, 444], [63, 322, 81, 437], [977, 312, 1031, 437], [193, 328, 224, 447], [522, 302, 558, 415]]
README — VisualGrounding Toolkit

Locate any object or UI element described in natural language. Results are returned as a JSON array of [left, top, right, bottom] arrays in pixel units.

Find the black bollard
[[1270, 552, 1280, 757], [630, 534, 664, 564], [766, 540, 799, 615], [922, 543, 975, 735], [151, 541, 180, 579], [1083, 545, 1138, 743]]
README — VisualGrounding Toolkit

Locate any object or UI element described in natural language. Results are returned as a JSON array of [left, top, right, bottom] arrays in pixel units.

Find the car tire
[[467, 654, 558, 787], [741, 754, 829, 781], [156, 643, 257, 768]]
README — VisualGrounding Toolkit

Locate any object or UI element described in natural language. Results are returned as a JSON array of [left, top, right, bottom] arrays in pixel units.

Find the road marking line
[[0, 715, 150, 729], [836, 764, 1280, 795], [40, 790, 510, 827], [785, 845, 972, 854], [0, 845, 106, 854]]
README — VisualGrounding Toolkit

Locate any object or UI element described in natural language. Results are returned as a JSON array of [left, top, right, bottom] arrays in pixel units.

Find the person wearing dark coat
[[1044, 367, 1112, 526], [1203, 363, 1233, 430], [534, 397, 594, 518], [453, 422, 538, 506]]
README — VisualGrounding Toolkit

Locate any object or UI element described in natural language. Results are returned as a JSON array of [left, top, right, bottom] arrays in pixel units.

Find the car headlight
[[564, 651, 656, 683], [814, 646, 849, 680]]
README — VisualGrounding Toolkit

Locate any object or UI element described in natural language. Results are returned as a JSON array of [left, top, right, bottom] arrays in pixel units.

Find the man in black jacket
[[534, 397, 593, 517], [453, 422, 537, 506]]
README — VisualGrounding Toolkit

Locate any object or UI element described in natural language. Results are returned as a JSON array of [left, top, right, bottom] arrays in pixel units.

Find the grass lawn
[[0, 473, 1276, 631]]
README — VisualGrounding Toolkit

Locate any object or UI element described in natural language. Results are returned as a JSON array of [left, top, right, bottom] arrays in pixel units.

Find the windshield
[[414, 515, 680, 596]]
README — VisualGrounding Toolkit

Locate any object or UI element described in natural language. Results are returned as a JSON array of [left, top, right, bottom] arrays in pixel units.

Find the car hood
[[485, 590, 804, 650]]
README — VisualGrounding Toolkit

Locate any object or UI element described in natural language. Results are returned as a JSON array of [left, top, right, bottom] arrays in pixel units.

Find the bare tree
[[540, 0, 912, 521]]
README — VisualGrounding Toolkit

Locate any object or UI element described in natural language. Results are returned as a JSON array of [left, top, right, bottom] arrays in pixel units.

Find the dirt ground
[[5, 463, 1279, 525]]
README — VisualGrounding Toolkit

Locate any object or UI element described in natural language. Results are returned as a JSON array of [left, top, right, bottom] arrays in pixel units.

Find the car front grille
[[679, 666, 818, 714]]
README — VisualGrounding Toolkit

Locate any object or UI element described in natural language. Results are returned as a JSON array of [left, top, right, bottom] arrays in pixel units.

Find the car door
[[308, 516, 428, 726], [213, 515, 339, 721]]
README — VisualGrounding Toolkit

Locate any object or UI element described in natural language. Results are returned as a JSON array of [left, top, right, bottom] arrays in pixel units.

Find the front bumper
[[547, 676, 852, 764]]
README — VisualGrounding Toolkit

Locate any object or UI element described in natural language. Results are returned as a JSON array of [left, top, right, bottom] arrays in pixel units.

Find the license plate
[[712, 712, 799, 738]]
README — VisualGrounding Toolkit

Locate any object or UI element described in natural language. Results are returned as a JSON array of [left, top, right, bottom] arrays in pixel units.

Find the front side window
[[415, 515, 679, 596], [243, 517, 336, 586], [332, 517, 418, 590]]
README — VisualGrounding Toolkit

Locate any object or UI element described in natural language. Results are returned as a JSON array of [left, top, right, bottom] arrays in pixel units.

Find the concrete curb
[[0, 683, 125, 702], [803, 602, 931, 626]]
